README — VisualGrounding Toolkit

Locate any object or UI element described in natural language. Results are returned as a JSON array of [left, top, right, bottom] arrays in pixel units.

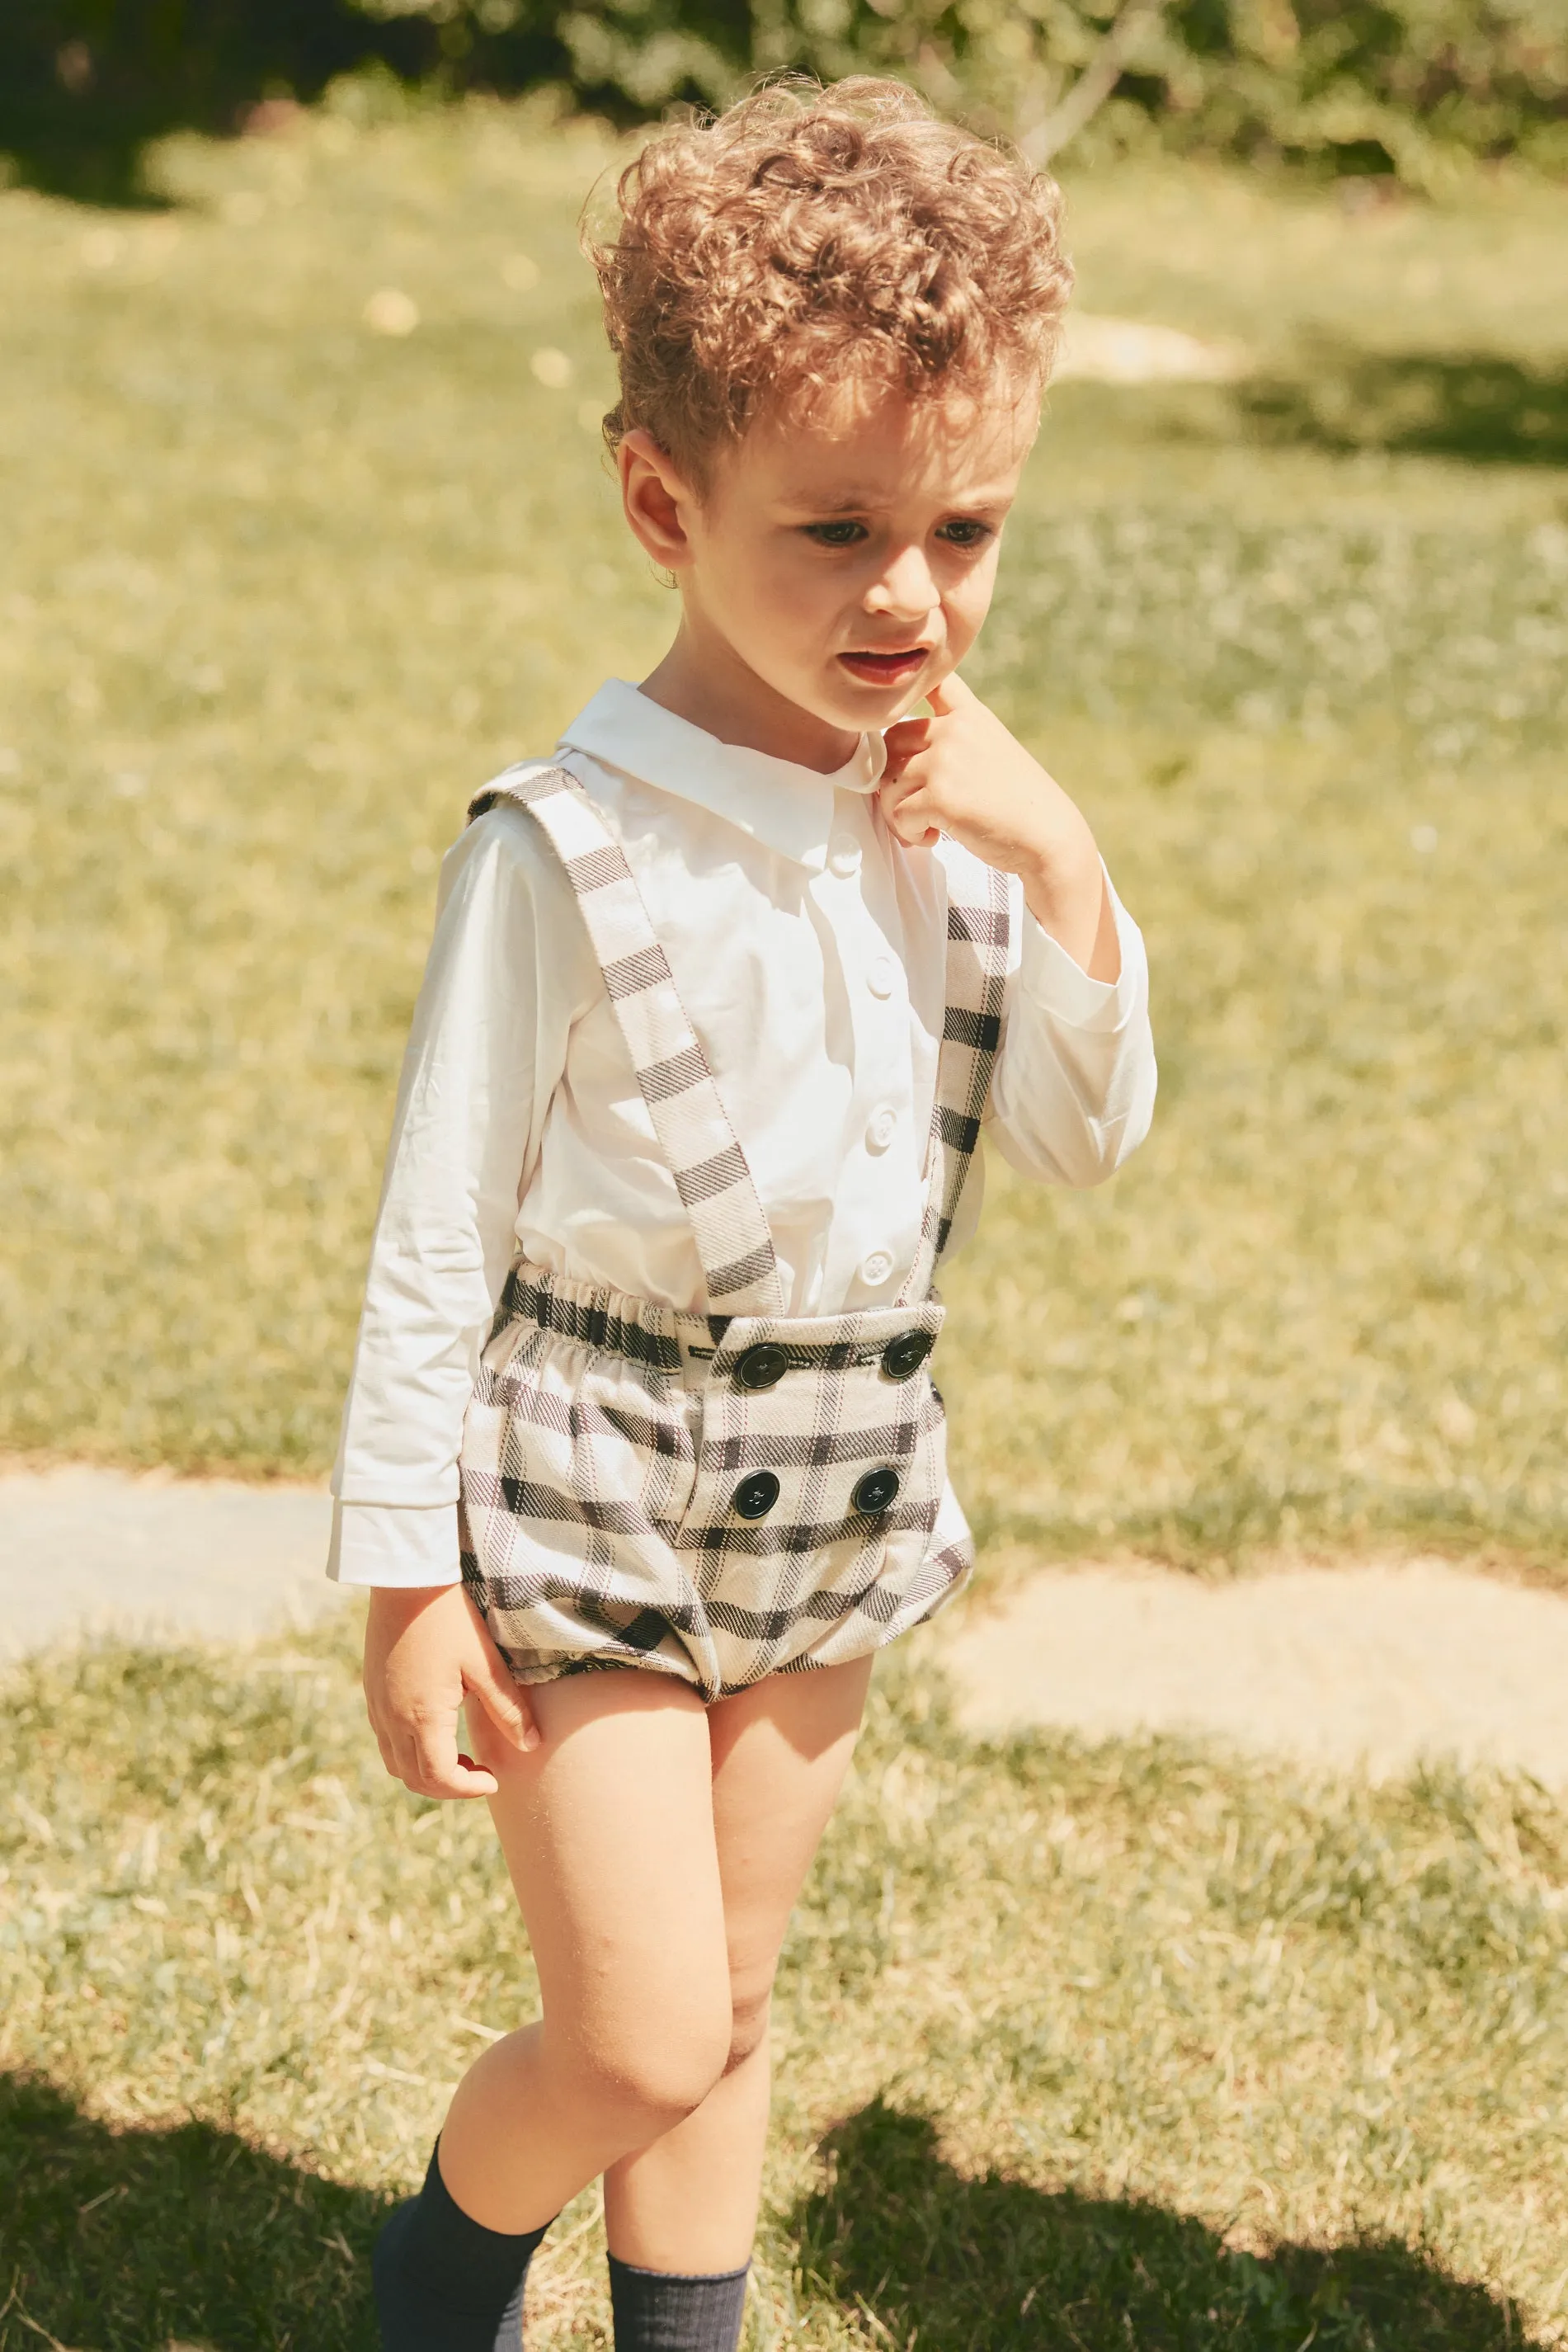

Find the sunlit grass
[[2, 96, 1566, 1569], [5, 101, 1568, 2352], [5, 1624, 1568, 2348]]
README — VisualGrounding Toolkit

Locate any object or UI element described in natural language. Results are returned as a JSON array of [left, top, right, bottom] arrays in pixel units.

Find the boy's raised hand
[[878, 672, 1120, 983], [364, 1583, 539, 1798]]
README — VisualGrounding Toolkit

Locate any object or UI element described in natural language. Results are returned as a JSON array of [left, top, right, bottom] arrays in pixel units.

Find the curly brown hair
[[587, 77, 1072, 484]]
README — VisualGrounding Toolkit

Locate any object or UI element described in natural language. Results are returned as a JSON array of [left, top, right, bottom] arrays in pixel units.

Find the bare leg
[[438, 1669, 733, 2234], [602, 1653, 875, 2273]]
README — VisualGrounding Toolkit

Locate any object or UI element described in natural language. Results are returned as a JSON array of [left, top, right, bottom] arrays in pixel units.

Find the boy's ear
[[619, 429, 699, 573]]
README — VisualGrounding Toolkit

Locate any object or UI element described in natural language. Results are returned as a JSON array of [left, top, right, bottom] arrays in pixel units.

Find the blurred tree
[[0, 0, 467, 197], [355, 0, 1568, 180], [2, 0, 1564, 202]]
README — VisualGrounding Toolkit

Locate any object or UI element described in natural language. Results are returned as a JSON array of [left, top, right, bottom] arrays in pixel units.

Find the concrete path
[[7, 1468, 1568, 1786], [0, 1464, 341, 1658], [937, 1560, 1568, 1784]]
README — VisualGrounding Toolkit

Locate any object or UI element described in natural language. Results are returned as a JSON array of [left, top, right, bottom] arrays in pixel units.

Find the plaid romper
[[458, 763, 1010, 1701]]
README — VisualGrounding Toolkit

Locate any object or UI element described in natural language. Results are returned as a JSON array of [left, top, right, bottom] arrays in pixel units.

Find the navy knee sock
[[373, 2141, 550, 2352], [607, 2253, 750, 2351]]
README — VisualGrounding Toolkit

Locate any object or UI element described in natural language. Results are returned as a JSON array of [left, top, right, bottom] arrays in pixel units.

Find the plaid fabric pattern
[[459, 764, 1010, 1700], [906, 865, 1011, 1303]]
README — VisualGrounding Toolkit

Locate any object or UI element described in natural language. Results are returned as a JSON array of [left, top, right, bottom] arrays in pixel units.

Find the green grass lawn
[[3, 93, 1566, 1567], [4, 95, 1568, 2352], [7, 1619, 1568, 2350]]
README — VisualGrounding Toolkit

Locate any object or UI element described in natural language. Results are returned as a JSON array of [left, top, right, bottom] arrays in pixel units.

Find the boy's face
[[627, 371, 1038, 761]]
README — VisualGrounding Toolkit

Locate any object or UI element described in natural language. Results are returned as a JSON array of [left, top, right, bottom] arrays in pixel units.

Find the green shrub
[[5, 0, 1566, 199], [378, 1, 1568, 181]]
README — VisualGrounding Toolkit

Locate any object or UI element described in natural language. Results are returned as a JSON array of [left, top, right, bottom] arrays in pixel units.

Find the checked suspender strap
[[902, 865, 1010, 1306], [472, 762, 786, 1316], [469, 763, 1010, 1318]]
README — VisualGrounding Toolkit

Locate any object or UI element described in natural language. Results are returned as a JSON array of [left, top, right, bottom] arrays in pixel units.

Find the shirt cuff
[[1017, 871, 1143, 1035], [327, 1498, 462, 1588]]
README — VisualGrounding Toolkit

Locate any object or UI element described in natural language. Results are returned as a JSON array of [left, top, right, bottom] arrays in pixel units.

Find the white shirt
[[329, 680, 1156, 1587]]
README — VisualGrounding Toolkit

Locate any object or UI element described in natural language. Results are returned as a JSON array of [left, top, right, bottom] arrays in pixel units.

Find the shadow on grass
[[4, 2071, 1540, 2350], [795, 2100, 1538, 2350], [0, 2072, 382, 2351], [1244, 347, 1568, 467]]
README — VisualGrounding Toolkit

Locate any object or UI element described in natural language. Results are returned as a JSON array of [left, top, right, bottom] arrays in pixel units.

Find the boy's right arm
[[332, 804, 596, 1791]]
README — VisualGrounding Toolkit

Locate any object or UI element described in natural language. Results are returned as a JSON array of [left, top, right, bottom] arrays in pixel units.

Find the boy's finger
[[395, 1716, 457, 1785], [923, 672, 972, 719], [882, 715, 931, 772], [883, 791, 940, 849], [457, 1588, 538, 1748], [404, 1730, 498, 1799], [412, 1765, 498, 1799], [468, 1657, 541, 1754], [880, 765, 931, 812]]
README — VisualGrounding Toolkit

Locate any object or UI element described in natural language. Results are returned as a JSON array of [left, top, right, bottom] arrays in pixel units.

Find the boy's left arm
[[881, 672, 1156, 1187]]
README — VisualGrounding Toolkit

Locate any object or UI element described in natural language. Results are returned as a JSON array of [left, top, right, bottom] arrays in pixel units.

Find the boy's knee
[[576, 2000, 732, 2134]]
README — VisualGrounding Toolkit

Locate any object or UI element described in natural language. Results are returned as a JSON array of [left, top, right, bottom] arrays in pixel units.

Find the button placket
[[814, 799, 917, 1308]]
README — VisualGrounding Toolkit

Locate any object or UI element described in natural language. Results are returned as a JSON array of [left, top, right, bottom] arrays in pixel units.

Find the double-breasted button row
[[726, 1328, 928, 1519], [732, 1332, 933, 1393], [729, 1465, 902, 1520]]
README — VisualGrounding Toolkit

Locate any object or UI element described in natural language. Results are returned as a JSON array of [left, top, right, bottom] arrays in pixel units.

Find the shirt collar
[[556, 678, 885, 869]]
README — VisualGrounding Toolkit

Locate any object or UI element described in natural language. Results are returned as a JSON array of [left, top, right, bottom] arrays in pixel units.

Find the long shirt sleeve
[[984, 867, 1156, 1192], [327, 807, 596, 1586]]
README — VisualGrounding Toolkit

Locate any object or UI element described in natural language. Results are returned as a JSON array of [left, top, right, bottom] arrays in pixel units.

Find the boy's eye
[[803, 520, 869, 547], [935, 518, 992, 549]]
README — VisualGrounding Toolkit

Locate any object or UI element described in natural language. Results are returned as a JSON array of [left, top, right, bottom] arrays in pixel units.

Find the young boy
[[330, 75, 1156, 2352]]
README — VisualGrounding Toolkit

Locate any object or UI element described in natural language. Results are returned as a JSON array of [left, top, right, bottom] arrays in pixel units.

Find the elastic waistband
[[494, 1264, 717, 1384], [494, 1263, 942, 1392]]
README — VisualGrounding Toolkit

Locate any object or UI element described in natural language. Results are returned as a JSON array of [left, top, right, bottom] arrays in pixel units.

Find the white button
[[867, 954, 897, 999], [829, 835, 861, 878], [859, 1248, 894, 1288], [866, 1106, 897, 1154]]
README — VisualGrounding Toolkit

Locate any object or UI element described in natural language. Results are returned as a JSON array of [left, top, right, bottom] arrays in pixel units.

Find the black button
[[881, 1330, 933, 1382], [733, 1342, 789, 1393], [732, 1470, 781, 1520], [852, 1466, 902, 1515]]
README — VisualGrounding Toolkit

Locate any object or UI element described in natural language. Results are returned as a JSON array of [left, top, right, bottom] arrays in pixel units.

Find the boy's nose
[[864, 546, 938, 623]]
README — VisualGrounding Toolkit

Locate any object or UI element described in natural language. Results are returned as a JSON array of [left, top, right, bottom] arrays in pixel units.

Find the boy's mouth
[[837, 647, 930, 686]]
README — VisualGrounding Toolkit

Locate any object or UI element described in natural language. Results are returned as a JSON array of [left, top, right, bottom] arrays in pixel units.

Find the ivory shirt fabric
[[329, 679, 1157, 1587]]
